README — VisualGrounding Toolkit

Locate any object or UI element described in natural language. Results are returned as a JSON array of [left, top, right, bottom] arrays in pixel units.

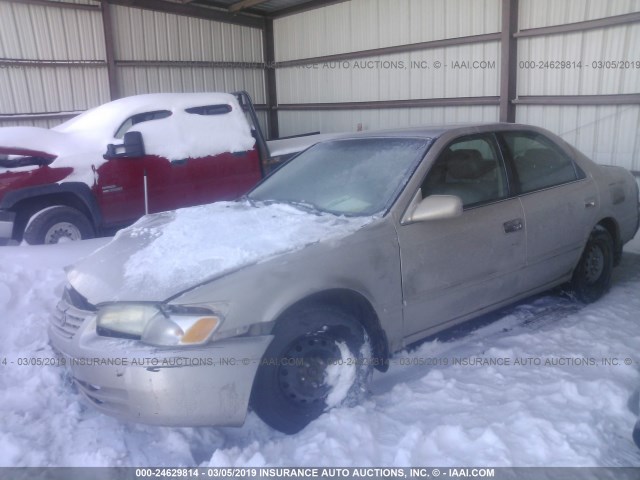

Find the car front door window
[[421, 136, 509, 208], [114, 110, 172, 139]]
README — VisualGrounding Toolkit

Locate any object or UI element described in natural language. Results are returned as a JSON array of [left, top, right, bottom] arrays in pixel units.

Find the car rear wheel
[[23, 206, 95, 245], [250, 304, 372, 434], [570, 227, 613, 303]]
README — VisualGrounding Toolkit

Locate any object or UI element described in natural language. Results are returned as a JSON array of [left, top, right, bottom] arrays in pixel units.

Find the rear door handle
[[503, 218, 524, 233], [584, 199, 596, 208]]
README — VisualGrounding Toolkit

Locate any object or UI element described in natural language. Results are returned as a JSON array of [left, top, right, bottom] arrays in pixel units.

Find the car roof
[[329, 123, 538, 141]]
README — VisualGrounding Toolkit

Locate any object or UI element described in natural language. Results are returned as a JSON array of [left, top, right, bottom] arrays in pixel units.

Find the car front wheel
[[570, 226, 614, 303], [250, 304, 372, 434], [23, 206, 95, 245]]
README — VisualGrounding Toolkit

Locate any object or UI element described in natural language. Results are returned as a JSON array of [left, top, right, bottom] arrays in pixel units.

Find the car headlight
[[96, 303, 222, 346]]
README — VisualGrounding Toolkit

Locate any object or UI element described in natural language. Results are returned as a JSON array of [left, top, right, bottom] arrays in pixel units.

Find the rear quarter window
[[185, 104, 232, 116], [500, 131, 580, 194]]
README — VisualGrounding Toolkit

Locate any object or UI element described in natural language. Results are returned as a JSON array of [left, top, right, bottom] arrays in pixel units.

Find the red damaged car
[[0, 92, 269, 244]]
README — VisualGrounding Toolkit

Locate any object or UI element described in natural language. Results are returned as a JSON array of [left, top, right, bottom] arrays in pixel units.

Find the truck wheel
[[250, 305, 372, 434], [23, 206, 95, 245], [570, 227, 613, 303]]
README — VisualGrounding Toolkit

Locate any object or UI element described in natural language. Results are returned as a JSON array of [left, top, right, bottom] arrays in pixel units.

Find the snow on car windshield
[[114, 200, 376, 300], [249, 138, 430, 216]]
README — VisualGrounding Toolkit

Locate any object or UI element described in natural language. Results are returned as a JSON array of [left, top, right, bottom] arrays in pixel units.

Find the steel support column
[[500, 0, 518, 123], [101, 1, 120, 100]]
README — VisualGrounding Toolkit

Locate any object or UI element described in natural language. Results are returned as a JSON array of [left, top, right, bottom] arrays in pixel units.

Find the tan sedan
[[50, 124, 640, 434]]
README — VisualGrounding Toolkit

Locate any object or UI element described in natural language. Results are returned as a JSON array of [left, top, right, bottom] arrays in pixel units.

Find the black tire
[[634, 420, 640, 450], [250, 304, 372, 434], [570, 227, 614, 303], [23, 206, 95, 245]]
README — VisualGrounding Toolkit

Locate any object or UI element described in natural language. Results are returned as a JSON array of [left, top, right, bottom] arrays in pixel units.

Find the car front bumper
[[49, 297, 273, 427], [0, 210, 15, 240]]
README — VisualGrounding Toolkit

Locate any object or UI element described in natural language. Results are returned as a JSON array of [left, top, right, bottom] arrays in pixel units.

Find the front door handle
[[503, 218, 524, 233]]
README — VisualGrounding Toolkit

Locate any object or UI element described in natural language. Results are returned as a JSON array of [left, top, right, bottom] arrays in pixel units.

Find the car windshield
[[249, 137, 430, 216]]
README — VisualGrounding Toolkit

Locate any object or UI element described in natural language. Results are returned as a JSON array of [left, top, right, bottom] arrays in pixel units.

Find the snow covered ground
[[1, 234, 640, 467]]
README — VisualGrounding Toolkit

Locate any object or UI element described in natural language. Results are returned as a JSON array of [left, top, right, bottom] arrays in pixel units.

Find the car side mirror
[[403, 194, 463, 224], [104, 131, 145, 159]]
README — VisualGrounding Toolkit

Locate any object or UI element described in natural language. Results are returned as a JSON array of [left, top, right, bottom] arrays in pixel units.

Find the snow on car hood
[[0, 127, 98, 182], [68, 201, 375, 304], [0, 126, 92, 158]]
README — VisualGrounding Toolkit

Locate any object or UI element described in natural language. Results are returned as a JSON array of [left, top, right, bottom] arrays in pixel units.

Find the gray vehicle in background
[[49, 123, 640, 434]]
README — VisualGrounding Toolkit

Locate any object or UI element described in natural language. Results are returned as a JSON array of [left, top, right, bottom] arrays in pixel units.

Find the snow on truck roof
[[49, 92, 257, 163], [55, 92, 243, 136], [0, 92, 255, 182]]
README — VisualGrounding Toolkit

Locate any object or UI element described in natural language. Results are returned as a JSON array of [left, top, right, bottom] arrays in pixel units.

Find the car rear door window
[[421, 135, 509, 208], [500, 131, 579, 194]]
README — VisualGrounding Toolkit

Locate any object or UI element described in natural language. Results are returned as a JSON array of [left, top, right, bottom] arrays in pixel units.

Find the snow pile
[[206, 252, 640, 467], [1, 237, 640, 467], [0, 239, 227, 466], [113, 201, 374, 300], [0, 127, 87, 158], [324, 342, 357, 408]]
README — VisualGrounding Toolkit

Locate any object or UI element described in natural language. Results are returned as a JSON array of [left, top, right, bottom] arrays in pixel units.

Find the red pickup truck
[[0, 91, 276, 245]]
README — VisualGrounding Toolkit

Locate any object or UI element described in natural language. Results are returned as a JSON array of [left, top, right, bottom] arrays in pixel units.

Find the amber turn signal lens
[[181, 317, 219, 344]]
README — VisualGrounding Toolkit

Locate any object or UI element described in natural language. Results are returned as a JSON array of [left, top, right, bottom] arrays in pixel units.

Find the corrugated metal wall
[[518, 0, 640, 29], [0, 0, 109, 127], [1, 0, 638, 169], [275, 0, 500, 59], [273, 0, 640, 171], [111, 5, 265, 101], [0, 0, 266, 132], [516, 104, 640, 166], [278, 106, 500, 135], [274, 0, 502, 135], [516, 0, 640, 170]]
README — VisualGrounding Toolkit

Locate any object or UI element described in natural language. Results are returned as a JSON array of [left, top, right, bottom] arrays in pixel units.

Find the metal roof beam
[[276, 97, 500, 111], [269, 0, 350, 19], [275, 33, 501, 68], [515, 11, 640, 37], [107, 0, 265, 29], [229, 0, 270, 13], [1, 0, 100, 11], [514, 94, 640, 106]]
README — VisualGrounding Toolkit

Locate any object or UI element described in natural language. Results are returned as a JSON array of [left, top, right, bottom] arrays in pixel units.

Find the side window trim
[[491, 132, 517, 198], [494, 132, 522, 196]]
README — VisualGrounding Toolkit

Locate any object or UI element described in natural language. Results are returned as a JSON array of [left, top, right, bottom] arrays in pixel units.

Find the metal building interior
[[0, 0, 639, 172]]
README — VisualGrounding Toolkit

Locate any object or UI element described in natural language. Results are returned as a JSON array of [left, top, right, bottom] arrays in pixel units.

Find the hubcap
[[45, 222, 82, 244], [584, 244, 604, 284], [278, 334, 341, 406]]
